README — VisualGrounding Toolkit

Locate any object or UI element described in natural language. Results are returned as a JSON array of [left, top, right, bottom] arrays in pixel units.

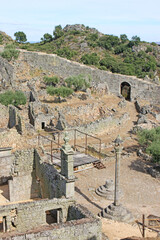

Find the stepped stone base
[[99, 203, 134, 223], [96, 180, 114, 200]]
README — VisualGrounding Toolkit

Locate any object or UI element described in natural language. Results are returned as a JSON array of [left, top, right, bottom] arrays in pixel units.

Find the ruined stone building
[[0, 138, 102, 239]]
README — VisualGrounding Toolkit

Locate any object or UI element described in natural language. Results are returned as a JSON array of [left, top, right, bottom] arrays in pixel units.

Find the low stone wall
[[0, 202, 101, 240], [0, 198, 75, 232]]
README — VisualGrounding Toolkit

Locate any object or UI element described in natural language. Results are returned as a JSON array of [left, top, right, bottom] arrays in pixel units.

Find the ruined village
[[0, 25, 160, 240]]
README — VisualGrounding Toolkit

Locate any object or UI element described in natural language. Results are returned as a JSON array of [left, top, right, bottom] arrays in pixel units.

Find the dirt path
[[75, 153, 160, 239]]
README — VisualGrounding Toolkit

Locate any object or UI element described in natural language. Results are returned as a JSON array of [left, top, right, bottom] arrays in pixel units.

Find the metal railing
[[136, 214, 160, 238], [38, 128, 102, 163]]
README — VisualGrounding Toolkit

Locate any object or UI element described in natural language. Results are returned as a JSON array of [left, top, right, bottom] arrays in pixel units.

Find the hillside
[[15, 24, 160, 80], [0, 31, 13, 45]]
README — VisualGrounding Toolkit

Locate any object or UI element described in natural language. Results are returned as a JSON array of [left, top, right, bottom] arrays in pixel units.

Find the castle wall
[[17, 50, 160, 103]]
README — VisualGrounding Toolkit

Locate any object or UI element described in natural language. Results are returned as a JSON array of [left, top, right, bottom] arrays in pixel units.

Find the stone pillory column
[[60, 131, 75, 198], [114, 135, 123, 206], [99, 135, 134, 223]]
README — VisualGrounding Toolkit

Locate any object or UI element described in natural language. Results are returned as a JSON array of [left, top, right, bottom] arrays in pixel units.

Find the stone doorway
[[46, 208, 62, 224], [121, 82, 131, 101], [41, 122, 45, 129]]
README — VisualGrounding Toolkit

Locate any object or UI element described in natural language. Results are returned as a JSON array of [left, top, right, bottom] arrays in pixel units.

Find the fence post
[[51, 141, 53, 162], [58, 132, 60, 148], [142, 214, 145, 238], [74, 129, 76, 151], [99, 139, 101, 160], [85, 134, 87, 155], [38, 134, 40, 146]]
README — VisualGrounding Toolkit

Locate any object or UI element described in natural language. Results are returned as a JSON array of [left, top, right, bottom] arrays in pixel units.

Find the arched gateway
[[121, 82, 131, 101]]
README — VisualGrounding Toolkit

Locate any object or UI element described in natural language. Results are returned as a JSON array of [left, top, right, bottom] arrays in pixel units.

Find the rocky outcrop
[[0, 56, 14, 90]]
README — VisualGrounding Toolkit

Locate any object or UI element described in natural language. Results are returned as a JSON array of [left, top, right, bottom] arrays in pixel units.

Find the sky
[[0, 0, 160, 43]]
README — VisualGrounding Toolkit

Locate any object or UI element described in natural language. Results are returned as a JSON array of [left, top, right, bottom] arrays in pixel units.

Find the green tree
[[138, 127, 160, 163], [41, 33, 53, 43], [81, 53, 100, 66], [14, 31, 27, 43], [47, 86, 73, 102], [98, 35, 120, 50], [131, 35, 141, 45], [53, 25, 64, 39], [56, 47, 77, 60], [65, 74, 91, 91], [1, 44, 19, 61], [44, 76, 59, 86], [120, 34, 128, 43], [0, 90, 26, 106]]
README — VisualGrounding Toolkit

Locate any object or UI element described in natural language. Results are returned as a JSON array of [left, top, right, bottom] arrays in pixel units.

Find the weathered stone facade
[[28, 101, 54, 130], [0, 146, 102, 239], [0, 203, 101, 239]]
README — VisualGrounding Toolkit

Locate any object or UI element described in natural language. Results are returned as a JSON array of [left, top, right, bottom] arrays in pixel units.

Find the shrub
[[0, 90, 26, 106], [81, 53, 100, 66], [1, 44, 19, 61], [44, 76, 59, 86], [0, 34, 3, 44], [151, 42, 157, 46], [146, 46, 153, 53], [65, 74, 91, 91], [138, 127, 160, 163], [98, 35, 120, 50], [114, 44, 128, 54], [56, 47, 77, 60], [47, 86, 73, 102]]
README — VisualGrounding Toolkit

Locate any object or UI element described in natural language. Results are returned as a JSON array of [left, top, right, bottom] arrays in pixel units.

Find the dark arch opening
[[121, 82, 131, 101]]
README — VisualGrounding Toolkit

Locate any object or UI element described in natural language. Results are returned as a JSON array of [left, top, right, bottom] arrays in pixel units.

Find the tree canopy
[[0, 90, 26, 106], [53, 25, 64, 39], [14, 31, 27, 43], [41, 33, 53, 43]]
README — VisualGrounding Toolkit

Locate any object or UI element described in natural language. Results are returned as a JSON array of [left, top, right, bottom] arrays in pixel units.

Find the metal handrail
[[38, 127, 102, 162]]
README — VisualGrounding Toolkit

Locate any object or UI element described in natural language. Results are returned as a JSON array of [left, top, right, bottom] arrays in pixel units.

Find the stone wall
[[8, 149, 40, 201], [14, 50, 160, 104], [28, 102, 54, 130], [34, 149, 59, 199], [0, 104, 8, 128], [0, 202, 101, 240], [0, 198, 75, 232], [0, 148, 14, 184], [8, 105, 23, 134], [0, 56, 14, 90]]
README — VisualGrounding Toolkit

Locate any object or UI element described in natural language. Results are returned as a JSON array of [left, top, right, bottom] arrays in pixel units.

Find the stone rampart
[[15, 50, 160, 103]]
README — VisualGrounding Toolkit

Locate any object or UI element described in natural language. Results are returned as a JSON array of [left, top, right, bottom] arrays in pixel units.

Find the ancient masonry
[[99, 136, 133, 223], [0, 137, 102, 240], [0, 50, 160, 103]]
